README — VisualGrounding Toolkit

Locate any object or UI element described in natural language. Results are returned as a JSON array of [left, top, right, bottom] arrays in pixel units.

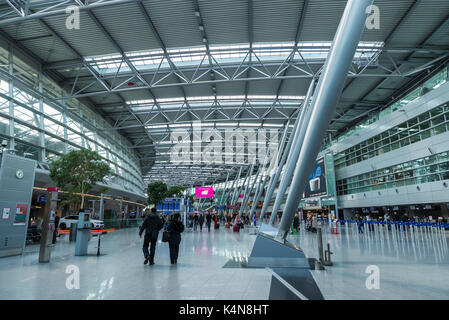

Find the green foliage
[[49, 149, 111, 208], [147, 181, 168, 206], [186, 194, 195, 205], [166, 185, 186, 198]]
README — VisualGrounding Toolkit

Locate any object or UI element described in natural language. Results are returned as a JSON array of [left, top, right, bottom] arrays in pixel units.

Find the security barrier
[[301, 218, 448, 245]]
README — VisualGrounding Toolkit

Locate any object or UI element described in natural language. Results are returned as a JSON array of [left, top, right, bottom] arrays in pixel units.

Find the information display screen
[[303, 157, 327, 198], [195, 187, 214, 198]]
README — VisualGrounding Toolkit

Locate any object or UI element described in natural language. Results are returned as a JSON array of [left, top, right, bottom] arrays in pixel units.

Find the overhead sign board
[[196, 187, 214, 198]]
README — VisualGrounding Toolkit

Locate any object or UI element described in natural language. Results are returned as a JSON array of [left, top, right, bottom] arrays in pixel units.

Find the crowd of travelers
[[138, 209, 256, 266]]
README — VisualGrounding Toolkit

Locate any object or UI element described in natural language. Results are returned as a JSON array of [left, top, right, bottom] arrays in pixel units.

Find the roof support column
[[268, 78, 316, 225], [239, 160, 262, 216], [38, 70, 46, 162], [224, 171, 237, 209], [276, 0, 373, 241], [238, 159, 256, 217], [228, 166, 243, 216], [8, 44, 15, 152], [249, 150, 273, 220], [219, 172, 230, 212], [257, 120, 290, 221]]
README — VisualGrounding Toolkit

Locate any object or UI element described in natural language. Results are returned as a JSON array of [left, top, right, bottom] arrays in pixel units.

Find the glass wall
[[334, 102, 449, 170], [336, 151, 449, 196], [0, 46, 144, 195], [322, 66, 449, 151]]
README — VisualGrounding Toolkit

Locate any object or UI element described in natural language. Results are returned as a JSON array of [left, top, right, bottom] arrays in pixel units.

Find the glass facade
[[0, 46, 144, 195], [322, 66, 449, 152], [336, 151, 449, 196], [334, 102, 449, 170]]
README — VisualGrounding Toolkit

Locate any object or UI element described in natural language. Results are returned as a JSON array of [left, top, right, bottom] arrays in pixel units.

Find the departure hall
[[0, 0, 448, 302]]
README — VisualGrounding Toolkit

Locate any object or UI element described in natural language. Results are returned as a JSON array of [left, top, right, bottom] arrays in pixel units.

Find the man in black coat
[[193, 214, 199, 231], [139, 207, 164, 265], [198, 214, 205, 232], [52, 214, 60, 244], [293, 214, 300, 233], [205, 213, 212, 232]]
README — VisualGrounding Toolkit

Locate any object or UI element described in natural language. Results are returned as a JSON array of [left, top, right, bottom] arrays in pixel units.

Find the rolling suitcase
[[233, 224, 240, 232]]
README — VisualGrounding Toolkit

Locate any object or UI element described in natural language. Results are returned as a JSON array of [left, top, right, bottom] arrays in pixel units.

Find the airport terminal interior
[[0, 0, 449, 301]]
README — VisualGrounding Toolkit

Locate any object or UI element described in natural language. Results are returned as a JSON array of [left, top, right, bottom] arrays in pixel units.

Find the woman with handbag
[[166, 213, 185, 265]]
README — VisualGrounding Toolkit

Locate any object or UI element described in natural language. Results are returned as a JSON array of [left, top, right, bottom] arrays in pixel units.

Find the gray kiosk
[[0, 153, 36, 257], [75, 209, 92, 256]]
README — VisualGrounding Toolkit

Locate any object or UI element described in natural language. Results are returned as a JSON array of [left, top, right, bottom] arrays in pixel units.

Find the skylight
[[127, 95, 305, 113], [85, 41, 384, 75]]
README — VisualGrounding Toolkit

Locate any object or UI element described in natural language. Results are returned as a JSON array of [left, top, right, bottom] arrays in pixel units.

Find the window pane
[[45, 134, 65, 153]]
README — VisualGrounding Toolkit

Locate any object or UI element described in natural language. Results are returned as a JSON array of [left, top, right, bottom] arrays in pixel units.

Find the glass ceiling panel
[[85, 41, 384, 75], [127, 95, 305, 112]]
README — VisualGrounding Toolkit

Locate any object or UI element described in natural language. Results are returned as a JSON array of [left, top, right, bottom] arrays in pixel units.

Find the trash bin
[[69, 223, 77, 242]]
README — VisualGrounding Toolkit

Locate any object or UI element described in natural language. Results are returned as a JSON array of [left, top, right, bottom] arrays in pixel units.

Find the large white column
[[277, 0, 374, 241]]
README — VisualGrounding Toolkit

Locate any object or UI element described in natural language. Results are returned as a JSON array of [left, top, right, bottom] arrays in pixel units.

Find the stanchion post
[[39, 187, 59, 263], [314, 227, 325, 270]]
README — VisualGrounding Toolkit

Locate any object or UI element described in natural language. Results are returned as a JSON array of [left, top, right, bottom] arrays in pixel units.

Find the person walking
[[206, 213, 212, 232], [293, 213, 300, 233], [193, 214, 199, 231], [366, 214, 373, 232], [198, 214, 205, 232], [52, 214, 60, 244], [357, 215, 364, 234], [167, 213, 185, 265], [311, 214, 318, 233], [139, 207, 164, 265]]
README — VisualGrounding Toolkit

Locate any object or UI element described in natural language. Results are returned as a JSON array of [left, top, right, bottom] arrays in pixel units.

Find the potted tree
[[49, 149, 110, 219], [147, 181, 168, 208]]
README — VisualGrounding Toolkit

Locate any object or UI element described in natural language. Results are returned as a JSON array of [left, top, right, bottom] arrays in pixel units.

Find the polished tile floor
[[0, 226, 271, 300], [288, 222, 449, 300], [0, 223, 448, 300]]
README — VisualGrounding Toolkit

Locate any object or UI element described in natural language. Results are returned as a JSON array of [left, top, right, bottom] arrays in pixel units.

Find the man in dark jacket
[[139, 207, 164, 265], [293, 214, 300, 233], [193, 214, 199, 231], [205, 213, 212, 232], [52, 214, 60, 244], [198, 214, 205, 232]]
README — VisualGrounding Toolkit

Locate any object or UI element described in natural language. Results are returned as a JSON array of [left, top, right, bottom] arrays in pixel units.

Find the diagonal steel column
[[225, 171, 237, 210], [228, 166, 243, 216], [268, 79, 316, 225], [219, 172, 230, 213], [238, 159, 256, 217], [247, 149, 269, 216], [260, 81, 314, 222], [235, 162, 252, 216], [243, 146, 272, 217], [249, 175, 267, 220], [276, 0, 373, 241], [249, 153, 274, 220], [244, 165, 261, 214]]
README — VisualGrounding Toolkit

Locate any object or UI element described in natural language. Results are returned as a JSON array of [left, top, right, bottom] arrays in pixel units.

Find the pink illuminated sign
[[196, 187, 214, 198]]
